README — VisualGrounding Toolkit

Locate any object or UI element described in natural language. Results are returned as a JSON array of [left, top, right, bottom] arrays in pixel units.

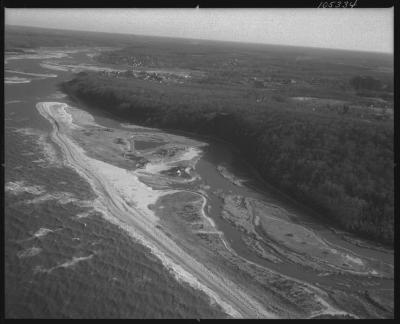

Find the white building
[[128, 136, 135, 153]]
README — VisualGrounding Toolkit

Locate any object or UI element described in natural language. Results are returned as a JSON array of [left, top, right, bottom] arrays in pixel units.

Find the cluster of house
[[100, 68, 189, 84], [222, 58, 240, 67], [128, 57, 142, 69], [252, 76, 296, 88]]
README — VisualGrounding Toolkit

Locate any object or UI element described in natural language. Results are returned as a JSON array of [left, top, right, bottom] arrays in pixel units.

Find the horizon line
[[5, 23, 394, 55]]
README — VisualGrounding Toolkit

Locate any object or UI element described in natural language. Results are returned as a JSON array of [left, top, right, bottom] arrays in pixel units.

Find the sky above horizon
[[5, 8, 394, 53]]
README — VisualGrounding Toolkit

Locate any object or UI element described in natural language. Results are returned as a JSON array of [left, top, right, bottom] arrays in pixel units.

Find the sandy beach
[[36, 101, 278, 319], [33, 100, 392, 319]]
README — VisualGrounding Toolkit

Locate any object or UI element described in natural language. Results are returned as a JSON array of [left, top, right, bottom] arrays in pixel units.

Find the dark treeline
[[62, 73, 393, 245], [350, 75, 393, 92]]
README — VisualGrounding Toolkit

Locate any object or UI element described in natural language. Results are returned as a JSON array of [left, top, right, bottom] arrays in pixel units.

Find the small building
[[128, 136, 135, 152]]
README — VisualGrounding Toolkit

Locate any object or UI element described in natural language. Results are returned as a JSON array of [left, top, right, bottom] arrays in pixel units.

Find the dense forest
[[62, 72, 394, 245]]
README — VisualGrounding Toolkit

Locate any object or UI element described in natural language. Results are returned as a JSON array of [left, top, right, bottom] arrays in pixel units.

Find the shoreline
[[60, 83, 393, 247], [5, 42, 393, 320], [35, 100, 391, 319], [36, 101, 278, 319]]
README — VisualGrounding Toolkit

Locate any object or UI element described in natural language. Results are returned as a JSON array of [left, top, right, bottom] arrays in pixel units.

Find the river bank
[[60, 74, 394, 246], [35, 99, 393, 318], [5, 46, 393, 318]]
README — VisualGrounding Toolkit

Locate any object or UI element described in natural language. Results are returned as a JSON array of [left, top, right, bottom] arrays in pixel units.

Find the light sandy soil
[[220, 193, 393, 278]]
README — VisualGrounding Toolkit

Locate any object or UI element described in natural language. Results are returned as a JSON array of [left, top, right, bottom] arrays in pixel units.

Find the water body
[[4, 47, 393, 319], [5, 48, 226, 319]]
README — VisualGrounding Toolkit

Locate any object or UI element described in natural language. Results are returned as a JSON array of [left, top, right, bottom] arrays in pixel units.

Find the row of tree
[[350, 75, 389, 91]]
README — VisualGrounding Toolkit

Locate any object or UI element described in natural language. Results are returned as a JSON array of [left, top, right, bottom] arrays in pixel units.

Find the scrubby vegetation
[[62, 71, 393, 245]]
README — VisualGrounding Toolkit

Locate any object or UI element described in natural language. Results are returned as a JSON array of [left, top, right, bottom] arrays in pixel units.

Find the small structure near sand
[[123, 136, 144, 164], [128, 136, 135, 153]]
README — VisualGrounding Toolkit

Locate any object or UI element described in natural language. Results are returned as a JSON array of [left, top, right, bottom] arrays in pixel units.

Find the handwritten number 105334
[[318, 0, 358, 8]]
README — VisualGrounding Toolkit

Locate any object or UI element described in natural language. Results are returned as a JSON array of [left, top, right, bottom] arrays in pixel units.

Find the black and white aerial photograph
[[4, 3, 395, 319]]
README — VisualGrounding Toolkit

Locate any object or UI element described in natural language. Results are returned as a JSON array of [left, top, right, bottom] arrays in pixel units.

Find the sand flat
[[35, 100, 369, 319], [36, 101, 278, 319]]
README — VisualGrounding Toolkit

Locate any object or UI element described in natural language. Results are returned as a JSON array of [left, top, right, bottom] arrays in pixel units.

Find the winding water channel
[[5, 47, 394, 319]]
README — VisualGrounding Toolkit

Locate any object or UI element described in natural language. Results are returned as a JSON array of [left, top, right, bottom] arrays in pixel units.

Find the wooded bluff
[[61, 72, 393, 245]]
